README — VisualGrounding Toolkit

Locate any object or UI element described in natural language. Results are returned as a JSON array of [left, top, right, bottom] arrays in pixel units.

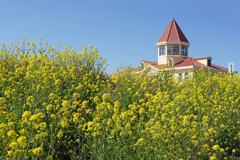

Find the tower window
[[141, 63, 144, 70], [159, 45, 166, 55], [168, 45, 179, 55], [181, 45, 187, 56]]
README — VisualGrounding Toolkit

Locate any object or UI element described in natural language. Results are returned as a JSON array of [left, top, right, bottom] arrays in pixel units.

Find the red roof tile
[[172, 57, 227, 70], [140, 60, 158, 64], [210, 64, 228, 71], [194, 56, 212, 60], [150, 64, 169, 69], [132, 67, 142, 71], [158, 18, 189, 43], [134, 57, 227, 72]]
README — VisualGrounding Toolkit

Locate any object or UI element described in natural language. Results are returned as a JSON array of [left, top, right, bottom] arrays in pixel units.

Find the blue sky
[[0, 0, 240, 73]]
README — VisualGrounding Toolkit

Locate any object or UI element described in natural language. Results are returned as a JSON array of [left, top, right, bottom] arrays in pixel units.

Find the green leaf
[[187, 154, 191, 160], [46, 155, 53, 160]]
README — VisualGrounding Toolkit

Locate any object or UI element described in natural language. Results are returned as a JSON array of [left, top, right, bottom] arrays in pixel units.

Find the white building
[[133, 18, 228, 79]]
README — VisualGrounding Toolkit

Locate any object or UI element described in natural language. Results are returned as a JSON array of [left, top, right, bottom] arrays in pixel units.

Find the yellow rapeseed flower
[[32, 147, 44, 156], [212, 145, 220, 151], [57, 130, 63, 139]]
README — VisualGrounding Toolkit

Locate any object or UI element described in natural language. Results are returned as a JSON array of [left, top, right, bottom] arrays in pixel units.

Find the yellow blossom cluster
[[83, 67, 240, 159], [0, 40, 109, 159], [0, 39, 240, 159]]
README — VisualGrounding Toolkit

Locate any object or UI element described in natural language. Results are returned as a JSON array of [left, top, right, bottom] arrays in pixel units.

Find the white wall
[[196, 59, 208, 66]]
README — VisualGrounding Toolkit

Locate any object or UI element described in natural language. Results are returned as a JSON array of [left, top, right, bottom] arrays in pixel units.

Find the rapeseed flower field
[[0, 39, 240, 159]]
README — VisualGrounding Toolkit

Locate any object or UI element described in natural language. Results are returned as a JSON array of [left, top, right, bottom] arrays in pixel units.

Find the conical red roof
[[157, 18, 189, 43]]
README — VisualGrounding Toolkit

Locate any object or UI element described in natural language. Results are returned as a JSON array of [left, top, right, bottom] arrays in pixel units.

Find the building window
[[207, 59, 211, 66], [169, 59, 173, 66], [168, 45, 179, 55], [159, 45, 165, 56], [141, 63, 144, 70], [179, 73, 183, 81], [181, 45, 187, 56], [185, 72, 188, 79]]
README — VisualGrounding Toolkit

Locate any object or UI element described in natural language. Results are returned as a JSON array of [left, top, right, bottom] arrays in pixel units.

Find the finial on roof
[[157, 18, 189, 43]]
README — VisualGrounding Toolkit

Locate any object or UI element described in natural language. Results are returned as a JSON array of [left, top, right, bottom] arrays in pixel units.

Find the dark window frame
[[179, 73, 183, 81], [181, 45, 187, 56], [169, 59, 173, 66], [141, 63, 144, 70], [207, 59, 211, 66], [159, 45, 166, 56], [185, 72, 188, 79], [168, 45, 179, 55]]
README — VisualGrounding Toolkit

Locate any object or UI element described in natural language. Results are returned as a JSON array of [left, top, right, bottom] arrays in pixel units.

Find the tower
[[157, 18, 190, 65]]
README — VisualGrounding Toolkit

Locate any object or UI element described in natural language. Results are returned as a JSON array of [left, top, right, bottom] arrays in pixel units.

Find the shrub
[[0, 39, 240, 159]]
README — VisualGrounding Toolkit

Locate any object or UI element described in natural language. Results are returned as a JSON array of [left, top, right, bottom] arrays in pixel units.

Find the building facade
[[133, 18, 228, 79]]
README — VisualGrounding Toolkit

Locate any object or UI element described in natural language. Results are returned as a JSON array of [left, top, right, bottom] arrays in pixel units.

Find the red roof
[[140, 60, 157, 64], [169, 57, 185, 61], [172, 57, 227, 70], [173, 57, 206, 68], [194, 56, 212, 60], [157, 18, 189, 43], [133, 57, 228, 71]]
